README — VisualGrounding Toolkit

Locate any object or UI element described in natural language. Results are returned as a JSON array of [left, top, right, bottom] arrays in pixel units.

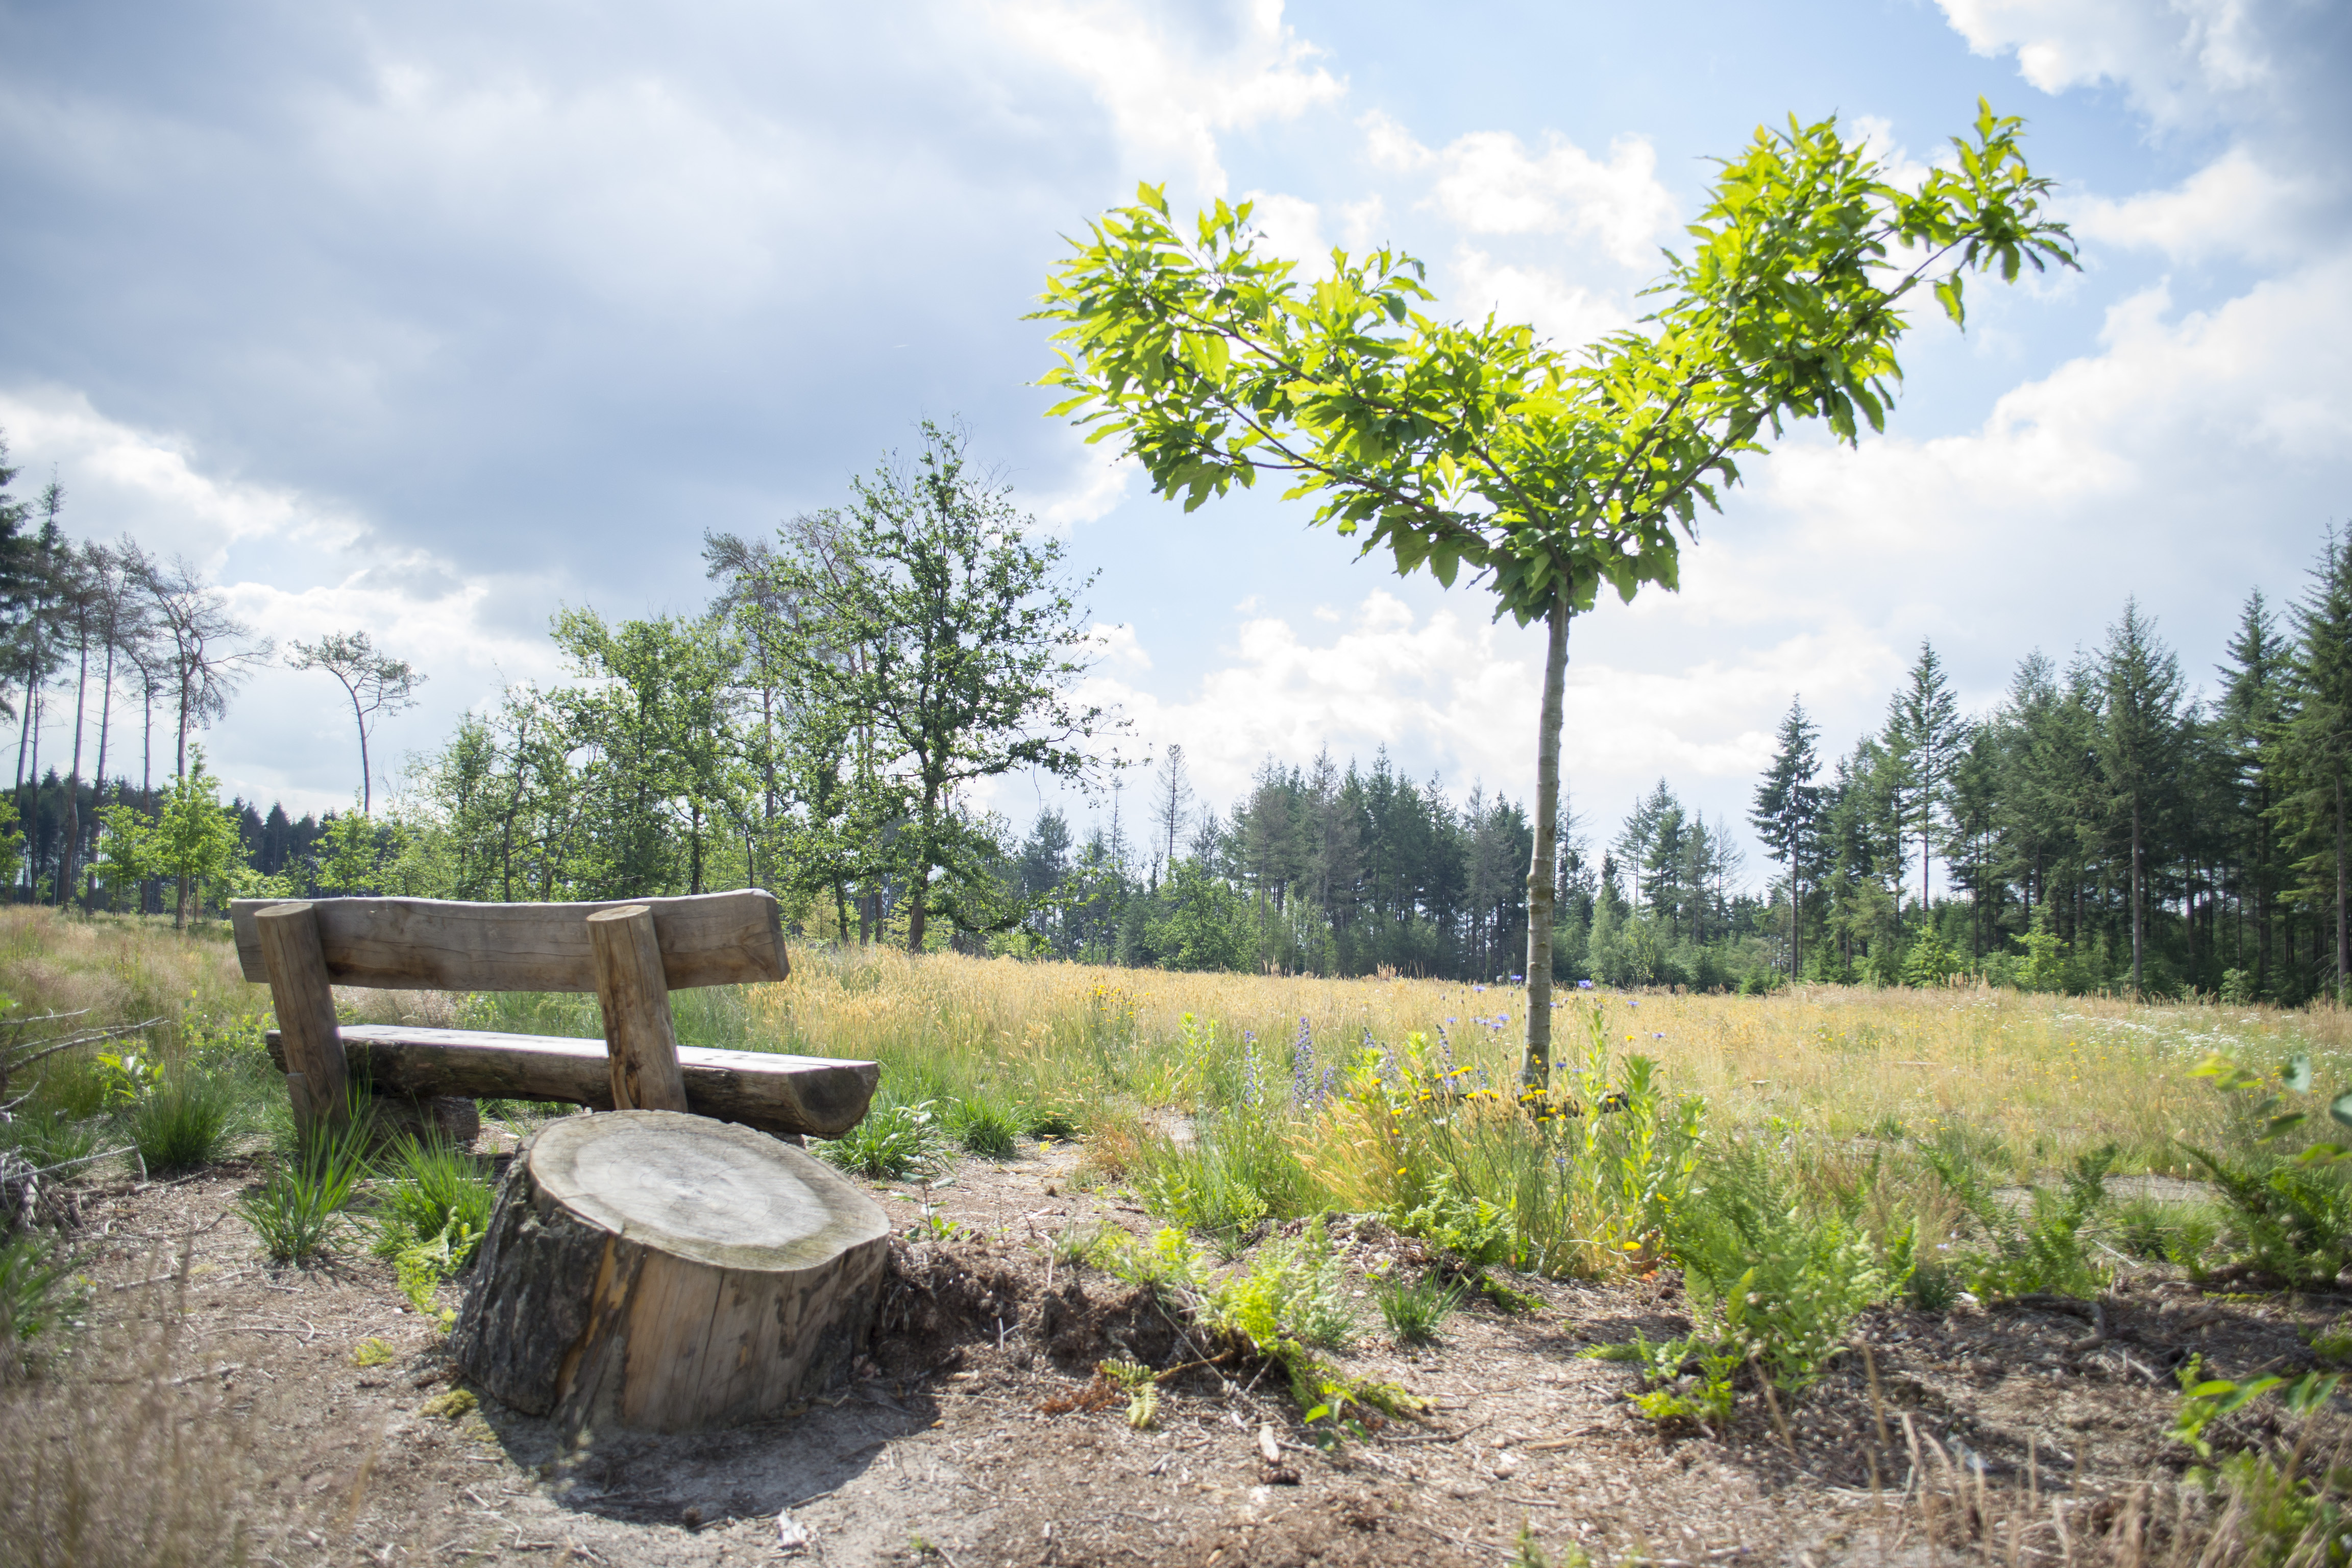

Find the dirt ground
[[11, 1131, 2345, 1568]]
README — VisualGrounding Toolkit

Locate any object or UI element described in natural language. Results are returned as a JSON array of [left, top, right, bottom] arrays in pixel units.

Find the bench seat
[[264, 1025, 877, 1139]]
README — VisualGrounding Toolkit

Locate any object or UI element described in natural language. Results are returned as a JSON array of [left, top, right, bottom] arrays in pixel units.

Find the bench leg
[[256, 900, 350, 1140], [587, 904, 690, 1113]]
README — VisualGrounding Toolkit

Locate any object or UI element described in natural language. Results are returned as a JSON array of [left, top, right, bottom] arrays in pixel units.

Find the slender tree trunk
[[85, 638, 113, 913], [352, 682, 373, 815], [1521, 603, 1569, 1087], [25, 685, 40, 901], [907, 859, 928, 954], [57, 611, 88, 908], [140, 685, 154, 916], [2130, 800, 2145, 998], [13, 653, 32, 800], [834, 881, 851, 943], [2337, 770, 2348, 1002]]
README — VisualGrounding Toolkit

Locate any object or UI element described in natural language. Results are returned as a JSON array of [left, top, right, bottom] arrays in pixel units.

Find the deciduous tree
[[1035, 104, 2074, 1082], [287, 630, 425, 815]]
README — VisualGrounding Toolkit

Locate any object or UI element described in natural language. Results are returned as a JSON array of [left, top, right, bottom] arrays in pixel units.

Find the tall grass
[[0, 1269, 278, 1566], [748, 947, 2302, 1182]]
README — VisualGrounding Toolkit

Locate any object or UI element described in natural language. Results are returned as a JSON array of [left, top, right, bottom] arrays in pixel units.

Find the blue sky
[[1, 0, 2345, 876]]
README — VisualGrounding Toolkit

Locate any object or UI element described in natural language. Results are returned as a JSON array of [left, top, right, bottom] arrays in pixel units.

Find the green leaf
[[2332, 1090, 2352, 1131], [2285, 1051, 2314, 1093]]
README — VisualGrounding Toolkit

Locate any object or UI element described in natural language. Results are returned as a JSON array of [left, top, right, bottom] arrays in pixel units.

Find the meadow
[[12, 910, 2352, 1563], [6, 906, 2333, 1254]]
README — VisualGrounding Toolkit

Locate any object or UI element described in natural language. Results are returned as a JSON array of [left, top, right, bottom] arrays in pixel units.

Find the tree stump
[[450, 1110, 889, 1436]]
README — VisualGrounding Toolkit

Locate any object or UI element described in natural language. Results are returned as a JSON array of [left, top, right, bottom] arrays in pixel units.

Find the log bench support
[[449, 1110, 889, 1436]]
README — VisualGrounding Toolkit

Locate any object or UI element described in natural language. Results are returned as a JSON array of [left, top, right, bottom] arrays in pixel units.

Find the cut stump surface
[[451, 1110, 889, 1436]]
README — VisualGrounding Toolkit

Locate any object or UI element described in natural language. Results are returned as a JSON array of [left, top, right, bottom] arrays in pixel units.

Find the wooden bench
[[231, 890, 893, 1435], [229, 891, 879, 1139]]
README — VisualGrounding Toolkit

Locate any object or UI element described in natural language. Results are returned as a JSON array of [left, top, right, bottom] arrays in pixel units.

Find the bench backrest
[[229, 890, 791, 993]]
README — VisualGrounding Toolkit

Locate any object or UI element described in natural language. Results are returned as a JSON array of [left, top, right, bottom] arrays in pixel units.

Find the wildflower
[[1577, 979, 1594, 990], [1511, 974, 1524, 983], [1291, 1017, 1321, 1110]]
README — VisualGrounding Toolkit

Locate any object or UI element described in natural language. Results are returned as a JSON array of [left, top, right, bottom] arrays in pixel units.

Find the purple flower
[[1577, 979, 1595, 990]]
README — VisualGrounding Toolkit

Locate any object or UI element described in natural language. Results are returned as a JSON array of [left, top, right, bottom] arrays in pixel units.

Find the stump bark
[[451, 1110, 888, 1436]]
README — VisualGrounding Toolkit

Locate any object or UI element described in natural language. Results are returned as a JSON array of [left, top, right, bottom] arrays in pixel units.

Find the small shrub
[[1388, 1168, 1512, 1268], [2169, 1360, 2349, 1565], [373, 1136, 495, 1253], [393, 1220, 480, 1325], [1, 1109, 102, 1170], [1100, 1358, 1158, 1429], [815, 1099, 945, 1180], [1206, 1217, 1356, 1352], [1025, 1103, 1082, 1140], [2179, 1054, 2352, 1285], [948, 1096, 1020, 1159], [1375, 1270, 1463, 1344], [235, 1109, 374, 1265], [1048, 1218, 1105, 1267], [1668, 1137, 1896, 1392], [1100, 1226, 1207, 1293], [127, 1069, 242, 1175], [351, 1337, 395, 1367], [1907, 1259, 1959, 1312], [1132, 1107, 1322, 1244], [1926, 1141, 2114, 1300], [1628, 1335, 1739, 1430], [0, 1228, 83, 1377]]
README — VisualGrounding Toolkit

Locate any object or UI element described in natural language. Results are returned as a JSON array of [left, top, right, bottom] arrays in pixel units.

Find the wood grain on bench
[[230, 892, 790, 994], [264, 1025, 877, 1138]]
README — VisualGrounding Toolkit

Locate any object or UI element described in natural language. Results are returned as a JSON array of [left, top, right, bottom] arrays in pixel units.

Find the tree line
[[15, 409, 2349, 1006], [1746, 536, 2352, 1002]]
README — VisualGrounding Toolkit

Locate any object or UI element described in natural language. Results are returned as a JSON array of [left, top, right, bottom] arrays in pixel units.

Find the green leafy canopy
[[1030, 102, 2076, 626]]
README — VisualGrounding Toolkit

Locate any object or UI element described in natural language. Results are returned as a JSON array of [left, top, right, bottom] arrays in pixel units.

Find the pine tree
[[2097, 599, 2186, 997], [2288, 536, 2352, 999], [1886, 641, 1965, 921], [1750, 697, 1823, 975], [2219, 591, 2288, 991]]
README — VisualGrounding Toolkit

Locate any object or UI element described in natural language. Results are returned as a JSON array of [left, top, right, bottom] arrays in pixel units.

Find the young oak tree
[[769, 423, 1119, 953], [1033, 103, 2075, 1084]]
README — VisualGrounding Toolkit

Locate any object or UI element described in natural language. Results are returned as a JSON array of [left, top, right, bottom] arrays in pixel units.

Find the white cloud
[[1937, 0, 2272, 123], [1771, 260, 2352, 541], [1337, 195, 1386, 253], [1059, 590, 1880, 827], [1033, 450, 1138, 532], [2071, 144, 2328, 263], [1449, 245, 1631, 351], [1360, 109, 1432, 174], [0, 385, 367, 568], [1425, 129, 1676, 268], [988, 0, 1343, 198], [1239, 190, 1329, 270], [1089, 621, 1152, 671], [0, 386, 559, 814]]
